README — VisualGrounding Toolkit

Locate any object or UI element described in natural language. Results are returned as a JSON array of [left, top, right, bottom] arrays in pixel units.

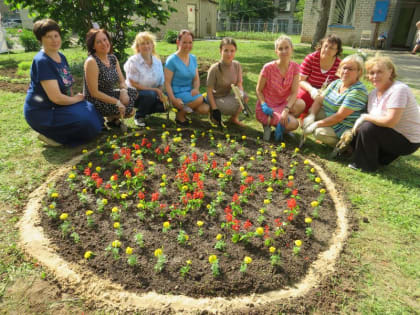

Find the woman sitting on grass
[[24, 19, 102, 147], [302, 54, 368, 147], [255, 35, 305, 142], [206, 37, 248, 126], [350, 55, 420, 171], [84, 28, 137, 127], [124, 31, 166, 128]]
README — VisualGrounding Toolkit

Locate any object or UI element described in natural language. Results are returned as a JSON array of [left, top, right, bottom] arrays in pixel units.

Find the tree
[[219, 0, 275, 22], [294, 0, 305, 23], [5, 0, 177, 62], [311, 0, 332, 50]]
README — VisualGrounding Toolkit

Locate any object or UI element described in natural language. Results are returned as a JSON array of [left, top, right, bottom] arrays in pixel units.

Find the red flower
[[113, 153, 120, 160], [225, 213, 233, 222], [264, 225, 270, 239], [292, 189, 298, 196], [192, 172, 201, 182], [226, 169, 232, 176], [151, 192, 159, 202], [160, 203, 167, 209], [287, 181, 294, 187], [164, 145, 170, 154], [110, 174, 118, 181], [155, 148, 161, 155], [91, 172, 99, 180], [141, 138, 148, 146], [240, 185, 247, 194], [258, 174, 265, 183], [287, 213, 294, 221], [203, 153, 208, 162], [146, 143, 152, 148], [138, 191, 145, 199], [183, 157, 191, 165], [133, 167, 141, 175], [212, 161, 217, 169], [232, 193, 239, 204], [192, 152, 198, 162], [274, 218, 283, 227], [95, 177, 103, 188], [193, 190, 204, 199], [84, 168, 91, 176], [287, 198, 296, 209], [277, 169, 284, 179], [133, 144, 140, 150], [243, 219, 253, 230], [271, 169, 277, 179], [105, 183, 111, 189], [245, 176, 254, 184], [124, 170, 132, 178], [232, 219, 240, 231], [196, 180, 204, 190], [224, 206, 232, 214]]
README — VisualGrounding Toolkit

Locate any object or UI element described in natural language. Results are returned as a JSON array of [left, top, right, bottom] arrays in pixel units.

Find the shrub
[[5, 35, 14, 49], [17, 61, 32, 77], [19, 29, 40, 52], [164, 30, 178, 44]]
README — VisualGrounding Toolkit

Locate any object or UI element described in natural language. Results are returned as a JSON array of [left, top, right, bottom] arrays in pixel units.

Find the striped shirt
[[323, 79, 368, 136], [300, 51, 340, 89]]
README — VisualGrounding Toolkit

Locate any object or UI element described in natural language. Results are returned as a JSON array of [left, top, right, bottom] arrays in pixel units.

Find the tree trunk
[[311, 0, 332, 50]]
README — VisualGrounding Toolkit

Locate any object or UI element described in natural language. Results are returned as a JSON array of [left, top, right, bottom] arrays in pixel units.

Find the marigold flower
[[271, 166, 277, 171], [311, 201, 319, 207], [167, 158, 173, 163], [210, 152, 215, 156], [281, 142, 286, 148], [242, 135, 247, 140], [154, 248, 163, 257], [294, 148, 300, 153], [102, 198, 108, 205], [197, 221, 204, 227], [257, 151, 262, 156], [304, 159, 309, 164], [113, 222, 120, 229], [295, 240, 302, 247], [86, 210, 93, 216], [271, 159, 277, 163], [48, 204, 55, 209], [96, 166, 101, 172], [125, 247, 133, 255], [163, 221, 170, 229], [305, 217, 313, 224], [320, 188, 326, 194], [218, 173, 225, 178], [239, 166, 245, 172], [216, 234, 222, 240], [217, 191, 223, 196], [121, 193, 127, 199], [315, 177, 321, 183], [111, 207, 119, 213], [51, 192, 59, 198], [82, 149, 88, 153], [244, 256, 252, 264], [310, 168, 315, 173], [226, 161, 232, 167], [255, 227, 264, 236], [250, 156, 255, 161], [68, 173, 76, 179], [241, 171, 248, 177], [59, 213, 68, 220], [208, 255, 217, 264], [288, 175, 294, 180], [263, 199, 270, 205], [84, 251, 93, 259], [269, 246, 276, 253], [259, 208, 265, 214], [112, 240, 121, 248], [186, 260, 192, 265]]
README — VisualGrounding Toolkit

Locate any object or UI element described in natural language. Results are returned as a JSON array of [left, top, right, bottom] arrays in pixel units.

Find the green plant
[[19, 29, 40, 52], [164, 30, 178, 44], [5, 35, 14, 49]]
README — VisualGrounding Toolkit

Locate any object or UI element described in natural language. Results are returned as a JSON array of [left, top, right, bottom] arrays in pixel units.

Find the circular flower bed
[[40, 127, 336, 297]]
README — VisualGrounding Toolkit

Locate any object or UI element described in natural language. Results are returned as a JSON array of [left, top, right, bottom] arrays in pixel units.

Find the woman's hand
[[172, 98, 184, 109], [191, 88, 200, 97], [116, 100, 126, 117], [120, 90, 130, 105], [155, 88, 164, 101], [74, 93, 85, 103], [280, 109, 289, 127]]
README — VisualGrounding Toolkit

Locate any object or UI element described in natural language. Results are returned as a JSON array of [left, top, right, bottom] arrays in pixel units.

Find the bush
[[17, 61, 32, 76], [164, 30, 178, 44], [19, 29, 40, 52], [6, 35, 14, 49]]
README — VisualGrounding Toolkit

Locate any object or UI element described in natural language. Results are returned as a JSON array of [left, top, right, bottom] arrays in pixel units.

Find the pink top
[[259, 60, 300, 108], [368, 81, 420, 143], [300, 51, 340, 89]]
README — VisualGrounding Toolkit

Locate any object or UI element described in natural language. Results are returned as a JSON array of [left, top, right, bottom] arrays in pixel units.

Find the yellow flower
[[184, 234, 189, 241], [210, 136, 215, 140], [255, 227, 264, 236], [161, 174, 167, 180], [288, 175, 294, 180], [311, 201, 319, 207], [218, 173, 225, 178], [239, 166, 244, 172], [113, 222, 120, 229], [51, 192, 59, 198], [163, 221, 170, 229], [148, 161, 155, 165], [281, 142, 286, 148], [226, 134, 230, 139], [111, 207, 119, 213], [230, 139, 235, 143], [59, 213, 68, 220], [263, 199, 270, 205], [310, 168, 315, 173], [113, 134, 117, 139], [210, 152, 215, 157], [304, 159, 309, 165], [84, 251, 93, 259], [217, 143, 222, 148], [257, 151, 262, 156], [154, 248, 163, 257], [208, 255, 217, 264], [259, 208, 265, 214], [295, 240, 302, 247], [173, 137, 181, 143], [190, 134, 195, 139], [110, 175, 117, 181], [226, 161, 232, 167], [186, 260, 192, 265], [86, 210, 93, 216], [250, 156, 255, 161], [305, 217, 313, 224], [111, 144, 117, 149], [112, 240, 121, 248], [197, 221, 204, 227], [121, 193, 127, 199], [96, 166, 101, 172], [82, 188, 87, 193], [242, 135, 247, 140], [271, 159, 277, 163], [320, 188, 326, 194], [82, 149, 88, 154], [269, 246, 276, 253], [48, 204, 55, 209], [135, 132, 140, 137], [125, 247, 133, 255], [244, 256, 252, 264], [137, 203, 144, 209], [241, 171, 248, 177], [271, 166, 277, 171], [176, 128, 181, 132], [216, 234, 222, 240], [167, 158, 173, 163], [271, 152, 277, 157], [217, 191, 223, 196], [160, 182, 165, 187], [68, 173, 76, 179], [191, 143, 196, 147], [315, 177, 321, 183], [294, 148, 300, 153], [182, 185, 188, 191], [162, 124, 166, 128], [206, 204, 211, 209], [102, 198, 108, 205], [267, 187, 273, 193]]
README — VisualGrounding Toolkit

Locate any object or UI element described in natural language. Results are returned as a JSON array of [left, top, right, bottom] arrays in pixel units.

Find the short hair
[[337, 54, 364, 80], [274, 35, 293, 50], [33, 19, 61, 42], [365, 54, 397, 81], [416, 21, 420, 27], [86, 29, 113, 55], [220, 37, 237, 50], [132, 31, 158, 57], [177, 29, 194, 42], [316, 34, 342, 57]]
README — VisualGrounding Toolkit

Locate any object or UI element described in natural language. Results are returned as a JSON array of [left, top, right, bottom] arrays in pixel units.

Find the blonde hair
[[132, 31, 159, 58], [274, 35, 293, 50], [365, 54, 397, 81], [337, 54, 364, 80]]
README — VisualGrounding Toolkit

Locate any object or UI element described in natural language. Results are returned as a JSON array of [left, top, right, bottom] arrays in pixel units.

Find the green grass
[[0, 39, 419, 314]]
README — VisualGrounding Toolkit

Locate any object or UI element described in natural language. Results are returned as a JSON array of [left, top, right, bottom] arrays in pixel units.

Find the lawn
[[0, 39, 419, 314]]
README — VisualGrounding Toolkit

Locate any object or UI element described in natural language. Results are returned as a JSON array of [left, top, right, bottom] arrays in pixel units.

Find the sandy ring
[[18, 154, 349, 313]]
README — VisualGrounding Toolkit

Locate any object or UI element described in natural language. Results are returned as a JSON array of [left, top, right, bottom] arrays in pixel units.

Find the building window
[[275, 0, 291, 12], [332, 0, 356, 25]]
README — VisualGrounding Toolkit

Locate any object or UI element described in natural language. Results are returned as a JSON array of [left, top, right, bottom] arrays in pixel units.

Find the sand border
[[18, 155, 349, 313]]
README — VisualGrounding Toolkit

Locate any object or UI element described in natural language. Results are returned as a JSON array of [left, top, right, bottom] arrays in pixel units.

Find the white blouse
[[124, 54, 164, 89]]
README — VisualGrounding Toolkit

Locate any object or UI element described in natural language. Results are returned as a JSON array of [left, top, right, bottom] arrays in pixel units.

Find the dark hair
[[33, 19, 61, 42], [219, 37, 237, 50], [86, 28, 113, 55], [177, 29, 194, 42], [316, 34, 342, 57]]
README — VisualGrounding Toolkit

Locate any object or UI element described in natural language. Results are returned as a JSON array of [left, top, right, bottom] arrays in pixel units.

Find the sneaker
[[37, 134, 62, 147], [263, 125, 271, 141], [134, 117, 146, 127], [348, 163, 360, 171]]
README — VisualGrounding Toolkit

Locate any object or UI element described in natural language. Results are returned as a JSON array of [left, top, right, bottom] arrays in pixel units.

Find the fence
[[217, 20, 302, 35]]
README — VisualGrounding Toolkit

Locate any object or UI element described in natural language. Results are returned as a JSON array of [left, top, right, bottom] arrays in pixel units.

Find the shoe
[[175, 119, 189, 126], [37, 134, 62, 147], [184, 105, 193, 113], [263, 125, 271, 141], [274, 123, 285, 142], [134, 117, 146, 127], [348, 163, 360, 171]]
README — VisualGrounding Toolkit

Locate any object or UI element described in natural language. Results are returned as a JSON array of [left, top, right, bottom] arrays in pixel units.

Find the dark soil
[[39, 128, 337, 298]]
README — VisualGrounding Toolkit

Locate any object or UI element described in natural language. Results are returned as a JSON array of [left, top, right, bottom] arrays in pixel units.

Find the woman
[[350, 56, 420, 171], [256, 35, 305, 141], [302, 55, 368, 147], [124, 31, 166, 127], [298, 34, 342, 115], [84, 28, 136, 126], [23, 19, 102, 147], [206, 37, 248, 126], [164, 30, 208, 126]]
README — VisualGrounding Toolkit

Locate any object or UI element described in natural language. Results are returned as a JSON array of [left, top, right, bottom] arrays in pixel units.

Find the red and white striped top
[[300, 51, 340, 89]]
